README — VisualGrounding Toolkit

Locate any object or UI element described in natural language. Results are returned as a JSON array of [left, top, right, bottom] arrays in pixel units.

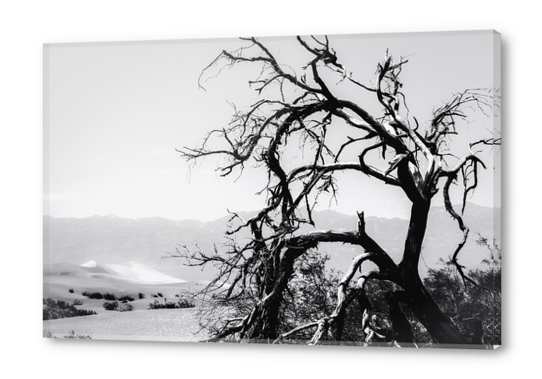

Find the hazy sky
[[44, 31, 500, 221]]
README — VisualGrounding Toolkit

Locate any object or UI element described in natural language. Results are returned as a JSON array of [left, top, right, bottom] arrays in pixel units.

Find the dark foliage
[[44, 331, 92, 339], [148, 298, 195, 310], [43, 298, 97, 320], [103, 292, 117, 301], [118, 303, 134, 312], [424, 238, 501, 346], [82, 291, 104, 300], [62, 331, 92, 339], [178, 298, 196, 309], [275, 251, 428, 344], [279, 250, 339, 340], [102, 301, 119, 311]]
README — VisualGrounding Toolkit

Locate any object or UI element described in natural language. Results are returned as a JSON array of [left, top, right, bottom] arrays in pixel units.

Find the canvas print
[[43, 31, 501, 348]]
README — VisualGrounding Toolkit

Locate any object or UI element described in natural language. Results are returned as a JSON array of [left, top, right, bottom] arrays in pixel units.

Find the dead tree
[[178, 36, 500, 345]]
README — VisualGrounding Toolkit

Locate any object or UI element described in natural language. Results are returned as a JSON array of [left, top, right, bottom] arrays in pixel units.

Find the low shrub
[[82, 291, 104, 300], [44, 331, 92, 339], [63, 331, 92, 339], [81, 291, 119, 300], [103, 292, 117, 301], [138, 292, 146, 299], [178, 298, 196, 309], [43, 298, 97, 320], [72, 299, 83, 306], [103, 301, 119, 311], [69, 289, 74, 293], [118, 303, 133, 312], [148, 300, 160, 309], [118, 295, 134, 302], [148, 298, 195, 310]]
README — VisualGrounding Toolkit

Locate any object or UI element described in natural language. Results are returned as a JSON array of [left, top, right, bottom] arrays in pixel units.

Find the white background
[[0, 1, 536, 377]]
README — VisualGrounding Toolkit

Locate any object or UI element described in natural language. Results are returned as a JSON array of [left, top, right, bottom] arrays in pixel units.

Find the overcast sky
[[44, 31, 500, 221]]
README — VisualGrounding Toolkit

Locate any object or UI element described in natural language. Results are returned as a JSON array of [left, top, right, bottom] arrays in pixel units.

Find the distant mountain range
[[44, 204, 500, 281]]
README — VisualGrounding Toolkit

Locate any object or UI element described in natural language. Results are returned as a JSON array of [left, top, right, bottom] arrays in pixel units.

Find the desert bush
[[148, 298, 195, 310], [44, 331, 92, 339], [43, 298, 97, 320], [63, 331, 92, 339], [178, 298, 195, 309], [72, 299, 83, 306], [103, 292, 117, 301], [138, 292, 146, 299], [69, 289, 74, 293], [118, 303, 133, 312], [103, 301, 119, 311], [118, 295, 134, 302], [424, 255, 501, 345], [82, 291, 104, 299], [148, 300, 161, 309], [157, 292, 163, 298], [81, 291, 118, 300]]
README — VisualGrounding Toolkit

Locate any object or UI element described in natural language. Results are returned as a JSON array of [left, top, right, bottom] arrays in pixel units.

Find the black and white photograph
[[43, 31, 500, 348]]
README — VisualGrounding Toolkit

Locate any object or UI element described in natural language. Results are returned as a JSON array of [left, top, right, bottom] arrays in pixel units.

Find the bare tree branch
[[178, 35, 499, 345]]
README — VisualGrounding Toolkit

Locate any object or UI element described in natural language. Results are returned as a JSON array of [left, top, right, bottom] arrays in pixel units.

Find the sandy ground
[[43, 308, 208, 342], [43, 261, 217, 342]]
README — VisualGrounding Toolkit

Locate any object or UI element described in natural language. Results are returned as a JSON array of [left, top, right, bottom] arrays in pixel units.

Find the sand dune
[[80, 260, 187, 284]]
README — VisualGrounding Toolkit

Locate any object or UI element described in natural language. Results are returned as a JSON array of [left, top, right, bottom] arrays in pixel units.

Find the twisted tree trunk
[[396, 202, 468, 344]]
